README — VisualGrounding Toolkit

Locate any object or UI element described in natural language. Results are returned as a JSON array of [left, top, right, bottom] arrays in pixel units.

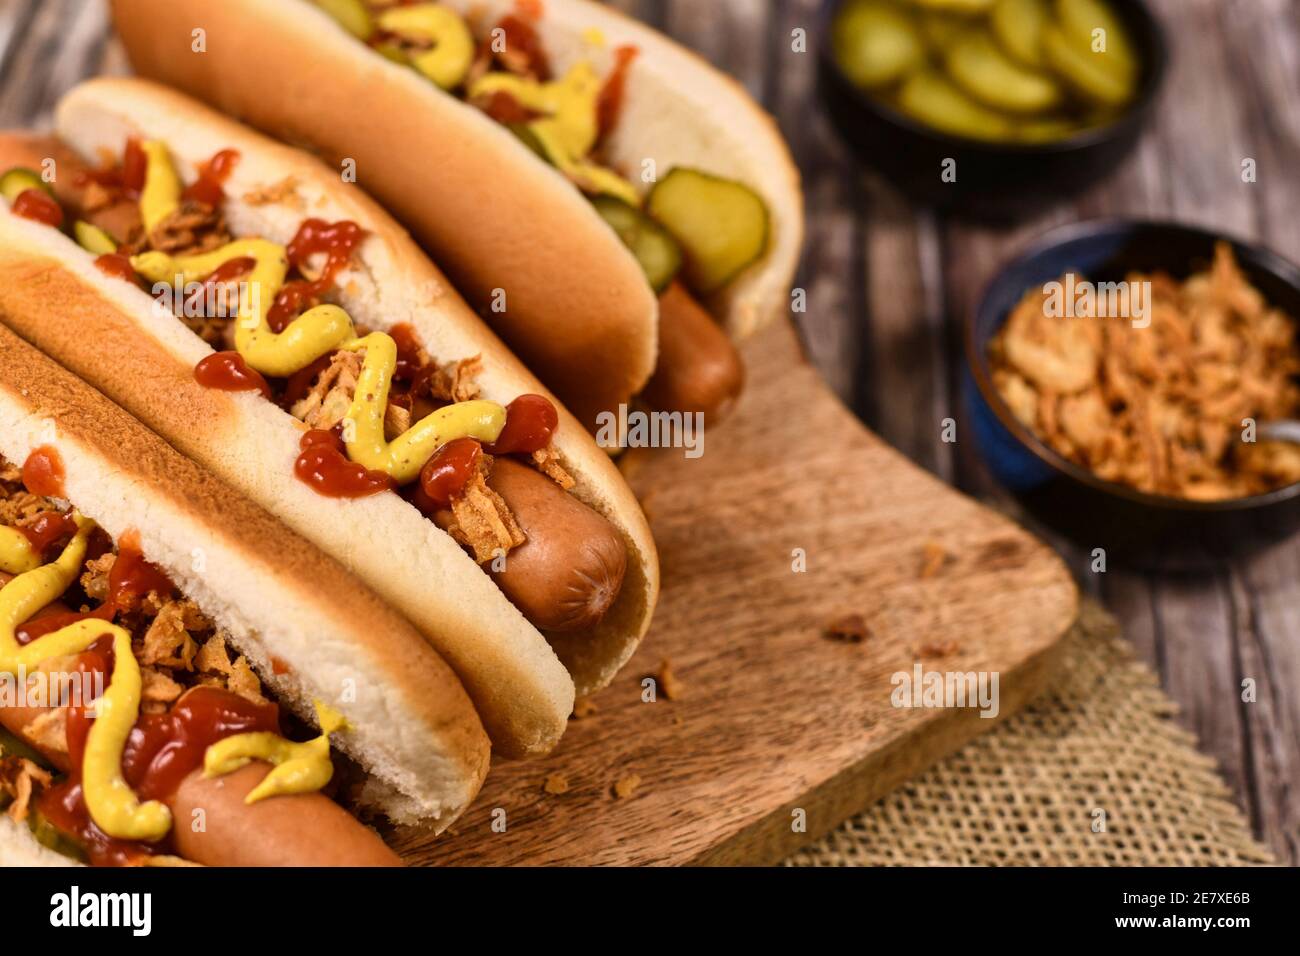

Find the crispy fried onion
[[0, 755, 52, 823], [442, 455, 526, 563]]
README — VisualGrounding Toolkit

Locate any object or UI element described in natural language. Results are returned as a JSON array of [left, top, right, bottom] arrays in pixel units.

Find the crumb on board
[[571, 697, 598, 719], [612, 774, 642, 800], [824, 613, 871, 643], [919, 541, 950, 579], [654, 658, 682, 700], [543, 773, 570, 795], [920, 639, 961, 658]]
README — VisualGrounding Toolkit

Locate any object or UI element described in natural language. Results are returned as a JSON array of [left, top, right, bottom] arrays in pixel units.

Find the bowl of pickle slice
[[818, 0, 1166, 213]]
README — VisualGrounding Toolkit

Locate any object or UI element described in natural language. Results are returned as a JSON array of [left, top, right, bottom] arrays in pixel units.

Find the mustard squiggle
[[0, 518, 171, 841]]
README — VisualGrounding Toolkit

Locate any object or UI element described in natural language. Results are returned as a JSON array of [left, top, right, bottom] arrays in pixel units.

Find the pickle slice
[[646, 168, 769, 296], [0, 167, 49, 203], [919, 11, 965, 52], [1056, 0, 1137, 76], [1014, 116, 1079, 142], [832, 0, 926, 90], [945, 30, 1061, 113], [313, 0, 374, 40], [74, 220, 117, 254], [909, 0, 995, 12], [373, 42, 410, 65], [507, 123, 550, 163], [896, 69, 1014, 140], [991, 0, 1048, 68], [592, 195, 682, 293], [1042, 22, 1133, 106], [28, 808, 88, 863]]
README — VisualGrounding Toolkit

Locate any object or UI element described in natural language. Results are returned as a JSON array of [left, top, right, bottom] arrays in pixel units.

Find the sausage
[[477, 458, 627, 632], [0, 133, 142, 242], [167, 763, 401, 867], [641, 281, 745, 423]]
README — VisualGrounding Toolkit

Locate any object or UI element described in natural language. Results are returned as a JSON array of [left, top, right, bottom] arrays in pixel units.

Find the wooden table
[[3, 0, 1296, 864]]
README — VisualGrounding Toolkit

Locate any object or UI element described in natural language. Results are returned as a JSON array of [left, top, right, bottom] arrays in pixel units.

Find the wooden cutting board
[[388, 319, 1079, 866]]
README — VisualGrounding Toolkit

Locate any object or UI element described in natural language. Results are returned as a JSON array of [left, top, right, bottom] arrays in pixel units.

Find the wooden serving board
[[388, 319, 1079, 866]]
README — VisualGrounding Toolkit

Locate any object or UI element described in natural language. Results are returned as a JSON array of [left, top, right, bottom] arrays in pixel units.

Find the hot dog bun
[[108, 0, 804, 425], [0, 324, 490, 850], [0, 77, 659, 757]]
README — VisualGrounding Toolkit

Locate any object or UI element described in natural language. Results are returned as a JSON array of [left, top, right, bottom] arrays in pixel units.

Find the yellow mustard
[[469, 64, 641, 206], [132, 239, 355, 378], [131, 147, 505, 484], [0, 517, 346, 845], [139, 141, 181, 235], [0, 519, 171, 841], [204, 699, 349, 804], [377, 4, 475, 89], [340, 333, 506, 483], [0, 525, 40, 575]]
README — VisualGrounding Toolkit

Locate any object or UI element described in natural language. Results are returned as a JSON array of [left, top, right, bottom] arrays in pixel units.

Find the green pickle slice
[[1056, 0, 1137, 75], [646, 168, 769, 296], [0, 167, 50, 203], [945, 30, 1061, 113], [919, 11, 966, 52], [908, 0, 995, 12], [1042, 21, 1133, 106], [592, 195, 683, 294], [313, 0, 375, 40], [896, 69, 1013, 140], [833, 0, 926, 90], [74, 220, 117, 255], [991, 0, 1049, 68]]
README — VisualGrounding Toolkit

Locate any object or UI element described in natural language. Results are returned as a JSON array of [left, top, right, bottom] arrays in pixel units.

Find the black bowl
[[817, 0, 1167, 217], [965, 220, 1300, 568]]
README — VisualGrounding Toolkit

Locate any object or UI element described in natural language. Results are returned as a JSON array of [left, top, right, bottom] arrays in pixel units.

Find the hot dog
[[1, 690, 401, 867], [0, 77, 659, 758], [109, 0, 805, 431], [0, 324, 489, 866]]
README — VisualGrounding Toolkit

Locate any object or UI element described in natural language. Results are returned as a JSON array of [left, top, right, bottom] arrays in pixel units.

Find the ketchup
[[596, 45, 638, 143], [485, 394, 558, 455], [93, 253, 138, 284], [108, 531, 175, 609], [15, 531, 174, 644], [194, 351, 272, 399], [201, 255, 255, 290], [480, 90, 540, 124], [73, 138, 146, 199], [497, 12, 550, 78], [267, 219, 366, 332], [121, 138, 147, 196], [417, 438, 482, 511], [18, 512, 78, 560], [15, 604, 112, 646], [22, 446, 66, 498], [294, 428, 395, 498], [39, 676, 281, 867], [181, 148, 239, 207], [11, 188, 63, 228]]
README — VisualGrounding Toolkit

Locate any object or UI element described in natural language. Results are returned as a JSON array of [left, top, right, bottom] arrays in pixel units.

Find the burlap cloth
[[785, 599, 1275, 866]]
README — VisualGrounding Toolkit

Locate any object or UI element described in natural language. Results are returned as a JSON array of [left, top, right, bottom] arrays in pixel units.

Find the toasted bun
[[108, 0, 803, 421], [0, 76, 659, 754], [0, 323, 489, 835]]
